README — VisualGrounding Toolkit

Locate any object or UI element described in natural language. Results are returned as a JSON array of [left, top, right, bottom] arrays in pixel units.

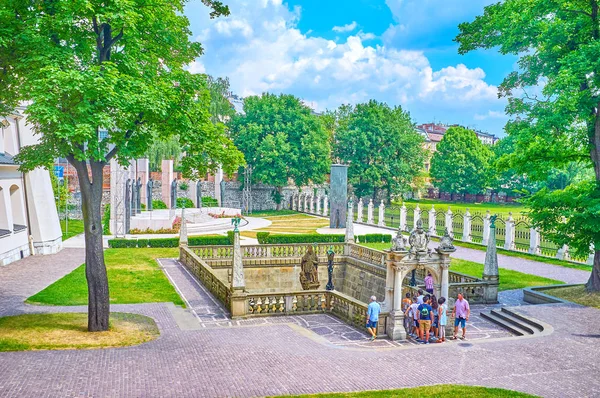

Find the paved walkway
[[319, 222, 590, 284], [0, 249, 599, 397]]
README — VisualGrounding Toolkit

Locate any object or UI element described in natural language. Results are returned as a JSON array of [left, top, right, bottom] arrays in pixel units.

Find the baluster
[[292, 296, 298, 312], [256, 297, 263, 314], [278, 297, 285, 313]]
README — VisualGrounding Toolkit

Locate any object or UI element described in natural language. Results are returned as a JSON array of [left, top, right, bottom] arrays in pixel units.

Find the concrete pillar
[[387, 266, 407, 341], [367, 199, 374, 224], [345, 202, 354, 243], [161, 159, 173, 209], [378, 200, 385, 227], [384, 260, 395, 312], [428, 205, 436, 236], [214, 166, 224, 206], [504, 213, 515, 251], [316, 195, 321, 215], [529, 228, 541, 255], [556, 244, 570, 261], [231, 227, 245, 291], [483, 220, 499, 303], [413, 205, 420, 229], [329, 164, 348, 228], [323, 196, 328, 216], [303, 194, 308, 213], [400, 204, 407, 232], [482, 210, 491, 246], [445, 208, 453, 237], [462, 209, 472, 242], [588, 245, 595, 266], [356, 198, 363, 223], [179, 207, 188, 246], [309, 194, 314, 213], [136, 159, 149, 208], [441, 263, 450, 301]]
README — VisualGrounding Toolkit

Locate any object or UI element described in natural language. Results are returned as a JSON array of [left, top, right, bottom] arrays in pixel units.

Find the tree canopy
[[333, 100, 425, 201], [0, 0, 243, 330], [229, 93, 330, 208], [430, 126, 492, 195], [456, 0, 600, 290]]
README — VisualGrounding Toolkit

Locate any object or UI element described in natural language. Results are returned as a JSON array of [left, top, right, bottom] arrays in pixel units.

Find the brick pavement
[[0, 249, 599, 397]]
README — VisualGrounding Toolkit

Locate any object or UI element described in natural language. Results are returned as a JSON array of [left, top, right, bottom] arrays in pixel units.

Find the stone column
[[482, 210, 491, 246], [482, 219, 499, 304], [441, 262, 450, 302], [179, 208, 188, 246], [345, 202, 354, 244], [110, 158, 126, 236], [445, 208, 453, 236], [137, 159, 150, 209], [504, 213, 515, 250], [230, 224, 247, 318], [387, 264, 407, 341], [296, 193, 301, 211], [413, 205, 421, 229], [161, 159, 173, 209], [400, 203, 407, 232], [329, 164, 348, 228], [309, 194, 314, 213], [378, 200, 385, 226], [462, 209, 472, 242], [323, 196, 328, 216], [303, 194, 308, 213], [556, 244, 570, 261], [529, 228, 541, 255], [316, 195, 321, 215], [588, 244, 595, 266], [384, 255, 395, 312], [428, 205, 436, 236], [356, 198, 363, 223], [214, 167, 224, 207], [367, 199, 374, 224]]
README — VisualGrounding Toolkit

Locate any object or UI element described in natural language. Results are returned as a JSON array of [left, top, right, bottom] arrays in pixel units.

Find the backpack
[[420, 305, 430, 320]]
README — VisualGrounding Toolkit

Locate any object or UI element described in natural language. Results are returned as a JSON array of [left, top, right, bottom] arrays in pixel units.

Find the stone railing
[[448, 282, 487, 304], [180, 246, 231, 309], [448, 271, 481, 284], [348, 243, 386, 267], [191, 243, 346, 261]]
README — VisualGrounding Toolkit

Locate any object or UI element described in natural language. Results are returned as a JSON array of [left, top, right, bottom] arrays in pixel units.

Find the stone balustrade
[[348, 244, 386, 267], [180, 246, 231, 308]]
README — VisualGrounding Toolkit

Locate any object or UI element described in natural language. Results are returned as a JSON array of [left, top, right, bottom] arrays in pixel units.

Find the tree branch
[[560, 9, 592, 17]]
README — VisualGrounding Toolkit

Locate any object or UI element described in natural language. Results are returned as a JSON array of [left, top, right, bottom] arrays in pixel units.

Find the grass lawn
[[27, 248, 184, 306], [0, 312, 159, 352], [541, 285, 600, 309], [60, 219, 85, 241], [275, 385, 537, 397], [249, 209, 298, 217], [359, 242, 564, 291], [401, 198, 528, 217], [242, 213, 329, 239]]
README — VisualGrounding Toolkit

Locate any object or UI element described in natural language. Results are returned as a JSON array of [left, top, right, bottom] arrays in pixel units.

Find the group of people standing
[[365, 272, 471, 344]]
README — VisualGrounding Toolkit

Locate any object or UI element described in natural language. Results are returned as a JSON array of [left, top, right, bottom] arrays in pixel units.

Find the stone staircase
[[480, 307, 545, 336]]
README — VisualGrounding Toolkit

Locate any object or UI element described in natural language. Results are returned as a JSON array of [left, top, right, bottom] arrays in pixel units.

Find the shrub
[[148, 238, 179, 248], [152, 199, 168, 209], [108, 239, 138, 248], [356, 233, 392, 243], [188, 236, 231, 246], [129, 227, 178, 234], [201, 196, 218, 207], [102, 204, 111, 235], [179, 182, 189, 191], [263, 233, 344, 244], [136, 239, 150, 248], [176, 197, 194, 208], [256, 232, 270, 244], [227, 230, 234, 244], [141, 203, 146, 210]]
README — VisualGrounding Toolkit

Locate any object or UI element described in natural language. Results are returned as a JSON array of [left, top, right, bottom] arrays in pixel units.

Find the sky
[[184, 0, 518, 136]]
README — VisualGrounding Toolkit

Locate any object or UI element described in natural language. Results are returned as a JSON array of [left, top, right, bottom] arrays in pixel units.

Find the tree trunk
[[586, 250, 600, 292], [72, 159, 110, 331]]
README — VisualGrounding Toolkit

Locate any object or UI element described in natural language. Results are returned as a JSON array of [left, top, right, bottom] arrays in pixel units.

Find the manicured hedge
[[176, 197, 194, 209], [258, 233, 345, 244], [356, 233, 392, 243], [256, 232, 270, 244], [108, 234, 234, 248], [152, 200, 168, 209], [201, 196, 218, 207]]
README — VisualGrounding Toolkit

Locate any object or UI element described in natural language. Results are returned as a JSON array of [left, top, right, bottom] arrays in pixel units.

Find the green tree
[[430, 127, 492, 195], [207, 75, 235, 124], [334, 100, 425, 201], [230, 93, 330, 209], [0, 0, 243, 330], [456, 0, 600, 291]]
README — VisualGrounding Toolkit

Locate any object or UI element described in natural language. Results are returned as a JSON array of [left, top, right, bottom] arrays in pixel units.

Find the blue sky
[[184, 0, 517, 136]]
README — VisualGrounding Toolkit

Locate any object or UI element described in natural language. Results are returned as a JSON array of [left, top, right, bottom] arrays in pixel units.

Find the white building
[[0, 107, 62, 266]]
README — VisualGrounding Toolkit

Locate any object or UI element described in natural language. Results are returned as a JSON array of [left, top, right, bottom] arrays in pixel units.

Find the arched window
[[9, 184, 26, 228], [0, 186, 10, 235]]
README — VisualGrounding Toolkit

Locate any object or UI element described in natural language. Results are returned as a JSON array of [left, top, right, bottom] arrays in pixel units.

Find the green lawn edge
[[271, 385, 537, 397]]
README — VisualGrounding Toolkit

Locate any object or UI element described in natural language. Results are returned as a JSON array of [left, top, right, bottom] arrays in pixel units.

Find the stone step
[[480, 310, 533, 336], [501, 307, 545, 332], [490, 309, 536, 334]]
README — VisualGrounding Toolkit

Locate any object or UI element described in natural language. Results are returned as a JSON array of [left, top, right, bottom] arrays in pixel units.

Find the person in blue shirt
[[366, 295, 381, 341]]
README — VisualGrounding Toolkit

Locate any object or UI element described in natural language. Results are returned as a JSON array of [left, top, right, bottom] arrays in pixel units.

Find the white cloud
[[474, 110, 507, 120], [189, 0, 504, 122], [186, 60, 206, 74], [332, 21, 358, 33]]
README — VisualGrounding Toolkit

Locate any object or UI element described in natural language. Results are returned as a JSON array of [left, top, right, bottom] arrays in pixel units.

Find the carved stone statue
[[326, 247, 335, 291], [438, 228, 455, 251], [299, 245, 320, 290], [391, 229, 407, 252], [408, 219, 430, 254]]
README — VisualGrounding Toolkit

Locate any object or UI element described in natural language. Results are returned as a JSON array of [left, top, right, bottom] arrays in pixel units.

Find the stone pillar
[[291, 195, 297, 211], [384, 256, 395, 312], [462, 209, 472, 242], [125, 179, 131, 233], [556, 244, 570, 261], [445, 208, 453, 236], [588, 244, 595, 266], [387, 265, 407, 341], [400, 204, 407, 232], [378, 200, 385, 227], [482, 219, 499, 304], [303, 194, 308, 213], [316, 195, 321, 215], [356, 198, 364, 223], [179, 208, 188, 246], [504, 212, 515, 250], [323, 196, 328, 216], [309, 194, 314, 213], [441, 263, 450, 302], [231, 225, 246, 309], [367, 199, 374, 224], [329, 164, 348, 228], [161, 159, 173, 208], [413, 205, 421, 229], [137, 159, 149, 209], [345, 202, 354, 244], [428, 205, 436, 236], [482, 210, 491, 246], [529, 228, 541, 255], [214, 166, 224, 207]]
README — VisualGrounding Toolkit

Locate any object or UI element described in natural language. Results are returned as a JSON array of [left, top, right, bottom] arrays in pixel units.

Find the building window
[[9, 184, 26, 227]]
